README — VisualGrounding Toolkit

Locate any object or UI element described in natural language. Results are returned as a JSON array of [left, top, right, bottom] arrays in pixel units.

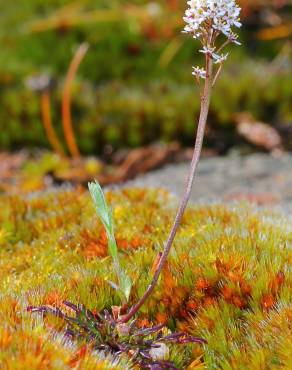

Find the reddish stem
[[120, 57, 213, 324]]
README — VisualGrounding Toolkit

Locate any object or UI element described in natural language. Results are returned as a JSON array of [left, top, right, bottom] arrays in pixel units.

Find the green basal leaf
[[88, 181, 112, 230], [120, 271, 132, 302], [108, 234, 119, 268], [88, 181, 132, 302]]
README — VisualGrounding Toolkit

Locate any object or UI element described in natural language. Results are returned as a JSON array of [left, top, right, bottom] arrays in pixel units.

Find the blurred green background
[[0, 0, 291, 155]]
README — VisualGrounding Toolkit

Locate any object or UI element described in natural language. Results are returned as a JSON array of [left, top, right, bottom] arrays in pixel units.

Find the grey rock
[[123, 153, 292, 215]]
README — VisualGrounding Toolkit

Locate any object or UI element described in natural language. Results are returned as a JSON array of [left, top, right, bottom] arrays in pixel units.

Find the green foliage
[[0, 187, 291, 368], [88, 181, 132, 302], [1, 65, 291, 153], [0, 1, 291, 152]]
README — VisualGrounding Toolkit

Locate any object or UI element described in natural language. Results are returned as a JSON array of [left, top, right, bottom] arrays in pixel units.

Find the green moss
[[0, 187, 291, 368], [1, 68, 291, 153], [0, 1, 291, 152]]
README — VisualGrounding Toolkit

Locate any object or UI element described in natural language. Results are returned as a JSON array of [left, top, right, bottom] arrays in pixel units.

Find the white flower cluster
[[184, 0, 241, 80], [183, 0, 241, 40]]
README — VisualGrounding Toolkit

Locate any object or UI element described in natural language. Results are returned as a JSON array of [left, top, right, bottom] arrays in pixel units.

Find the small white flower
[[199, 46, 216, 57], [229, 31, 241, 45], [192, 66, 207, 79], [214, 53, 229, 64]]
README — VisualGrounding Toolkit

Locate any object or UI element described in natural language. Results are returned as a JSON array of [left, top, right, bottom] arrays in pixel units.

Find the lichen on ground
[[0, 187, 291, 369]]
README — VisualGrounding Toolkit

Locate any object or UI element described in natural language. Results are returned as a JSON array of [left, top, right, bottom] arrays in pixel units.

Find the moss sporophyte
[[29, 1, 243, 368]]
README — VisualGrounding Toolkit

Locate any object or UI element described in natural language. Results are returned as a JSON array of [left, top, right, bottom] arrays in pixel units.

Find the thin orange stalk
[[40, 92, 65, 157], [62, 42, 89, 159]]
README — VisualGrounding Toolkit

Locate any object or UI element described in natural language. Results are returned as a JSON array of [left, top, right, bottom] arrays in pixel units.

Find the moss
[[0, 1, 291, 152], [1, 70, 292, 153], [0, 187, 291, 369]]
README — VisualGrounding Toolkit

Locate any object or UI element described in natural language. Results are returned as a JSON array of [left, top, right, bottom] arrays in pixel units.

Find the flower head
[[184, 0, 241, 74], [183, 0, 241, 41]]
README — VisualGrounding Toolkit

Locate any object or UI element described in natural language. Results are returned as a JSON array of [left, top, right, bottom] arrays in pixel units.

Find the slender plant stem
[[62, 42, 89, 159], [121, 57, 213, 324], [212, 63, 222, 87], [41, 92, 65, 157]]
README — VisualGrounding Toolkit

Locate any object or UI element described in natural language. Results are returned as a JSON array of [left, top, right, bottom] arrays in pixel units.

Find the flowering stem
[[217, 39, 230, 54], [121, 57, 213, 324], [212, 63, 222, 87]]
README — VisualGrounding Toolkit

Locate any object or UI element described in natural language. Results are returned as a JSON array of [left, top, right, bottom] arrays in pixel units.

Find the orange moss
[[0, 188, 291, 369], [261, 294, 276, 310], [196, 278, 211, 291], [0, 329, 12, 350], [67, 345, 89, 368], [186, 300, 198, 311], [162, 262, 177, 292], [239, 279, 252, 296], [221, 285, 233, 301], [136, 317, 151, 329], [45, 291, 64, 307], [156, 312, 168, 324], [270, 271, 285, 294], [231, 294, 247, 309]]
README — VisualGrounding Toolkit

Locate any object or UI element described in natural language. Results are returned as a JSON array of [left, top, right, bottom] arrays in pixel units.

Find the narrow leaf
[[88, 181, 132, 302]]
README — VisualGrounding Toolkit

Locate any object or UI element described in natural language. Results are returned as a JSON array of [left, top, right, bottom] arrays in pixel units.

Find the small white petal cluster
[[192, 66, 206, 79], [183, 0, 241, 79], [199, 46, 228, 64], [183, 0, 241, 40], [214, 52, 228, 64]]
